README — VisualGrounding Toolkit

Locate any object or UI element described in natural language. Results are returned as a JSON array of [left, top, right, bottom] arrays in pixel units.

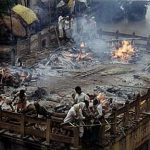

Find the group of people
[[0, 88, 50, 119], [75, 15, 98, 40], [0, 89, 28, 112], [63, 86, 104, 139], [58, 14, 98, 42], [58, 15, 73, 39]]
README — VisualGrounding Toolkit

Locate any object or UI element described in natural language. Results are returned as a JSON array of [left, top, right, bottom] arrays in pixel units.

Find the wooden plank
[[1, 111, 21, 121], [24, 116, 46, 125], [25, 128, 46, 138], [50, 133, 74, 144], [51, 116, 64, 123], [0, 121, 20, 133], [52, 112, 66, 118]]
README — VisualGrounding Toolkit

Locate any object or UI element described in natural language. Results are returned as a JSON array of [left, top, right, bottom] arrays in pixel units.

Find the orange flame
[[80, 42, 85, 48], [112, 40, 135, 62]]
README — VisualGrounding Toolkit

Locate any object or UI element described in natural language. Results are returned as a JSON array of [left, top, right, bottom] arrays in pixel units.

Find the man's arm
[[96, 105, 103, 118], [78, 109, 85, 120], [84, 93, 90, 101]]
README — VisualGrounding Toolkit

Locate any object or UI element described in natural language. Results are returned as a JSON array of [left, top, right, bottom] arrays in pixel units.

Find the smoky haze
[[71, 15, 108, 58]]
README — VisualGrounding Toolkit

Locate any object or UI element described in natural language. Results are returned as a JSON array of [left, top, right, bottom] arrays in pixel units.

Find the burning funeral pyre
[[111, 40, 136, 62], [35, 43, 99, 77]]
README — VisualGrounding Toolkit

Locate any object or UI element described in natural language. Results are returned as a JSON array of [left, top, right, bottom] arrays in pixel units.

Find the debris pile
[[35, 46, 99, 77], [94, 85, 136, 104]]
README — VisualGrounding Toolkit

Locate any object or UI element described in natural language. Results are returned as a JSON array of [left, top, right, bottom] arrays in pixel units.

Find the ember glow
[[112, 40, 135, 62], [80, 42, 85, 48]]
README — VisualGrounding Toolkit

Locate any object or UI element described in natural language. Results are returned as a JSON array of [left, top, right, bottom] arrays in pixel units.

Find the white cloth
[[78, 0, 87, 3], [64, 102, 85, 138], [58, 16, 64, 37], [64, 20, 70, 30], [57, 0, 65, 8], [96, 104, 103, 118], [75, 92, 90, 103], [58, 16, 64, 30], [64, 102, 85, 123]]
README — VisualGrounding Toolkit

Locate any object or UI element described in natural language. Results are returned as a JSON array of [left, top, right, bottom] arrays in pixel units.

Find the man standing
[[74, 86, 90, 104], [64, 16, 70, 39], [92, 99, 103, 119], [58, 15, 64, 38]]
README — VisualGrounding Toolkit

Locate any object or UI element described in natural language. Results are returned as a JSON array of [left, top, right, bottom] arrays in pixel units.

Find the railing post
[[46, 119, 51, 144], [73, 127, 80, 149], [132, 32, 136, 37], [20, 114, 25, 137], [147, 35, 150, 52], [99, 28, 103, 39], [38, 33, 42, 51], [115, 30, 119, 39], [146, 98, 150, 112], [0, 107, 2, 120], [110, 107, 117, 135], [145, 89, 150, 112], [135, 94, 140, 120], [124, 101, 129, 127], [99, 116, 106, 146]]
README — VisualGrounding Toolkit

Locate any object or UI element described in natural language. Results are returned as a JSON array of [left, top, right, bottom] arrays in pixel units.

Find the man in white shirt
[[63, 102, 86, 137], [74, 86, 90, 104], [58, 16, 64, 38], [93, 99, 103, 119], [64, 16, 70, 39]]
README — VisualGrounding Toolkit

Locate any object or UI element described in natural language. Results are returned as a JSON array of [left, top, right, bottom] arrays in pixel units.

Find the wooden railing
[[0, 89, 149, 149], [0, 110, 80, 148], [101, 89, 150, 145]]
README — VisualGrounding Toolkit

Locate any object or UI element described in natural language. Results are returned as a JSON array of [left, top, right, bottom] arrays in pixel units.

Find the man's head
[[75, 86, 82, 94], [93, 99, 99, 106], [20, 89, 25, 96]]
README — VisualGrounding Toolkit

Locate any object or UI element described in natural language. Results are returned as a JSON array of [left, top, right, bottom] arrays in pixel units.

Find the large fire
[[112, 40, 135, 62]]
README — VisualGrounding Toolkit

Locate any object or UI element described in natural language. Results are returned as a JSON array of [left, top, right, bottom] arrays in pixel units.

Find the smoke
[[71, 15, 109, 58]]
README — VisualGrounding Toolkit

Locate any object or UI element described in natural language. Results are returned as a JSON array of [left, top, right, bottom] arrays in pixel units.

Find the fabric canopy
[[68, 0, 87, 8], [12, 4, 38, 25], [2, 16, 26, 37]]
